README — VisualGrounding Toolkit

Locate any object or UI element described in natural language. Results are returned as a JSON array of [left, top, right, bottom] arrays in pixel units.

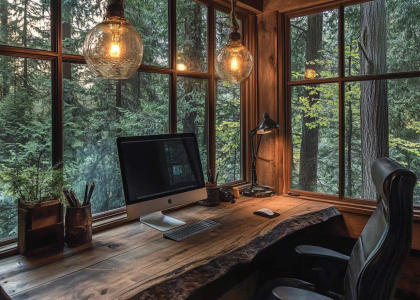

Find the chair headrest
[[371, 157, 417, 204]]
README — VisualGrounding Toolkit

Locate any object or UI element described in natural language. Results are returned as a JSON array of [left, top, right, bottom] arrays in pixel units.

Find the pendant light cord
[[230, 0, 239, 33]]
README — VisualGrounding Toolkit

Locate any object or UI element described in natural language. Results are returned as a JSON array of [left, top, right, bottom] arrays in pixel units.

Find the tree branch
[[291, 24, 307, 34]]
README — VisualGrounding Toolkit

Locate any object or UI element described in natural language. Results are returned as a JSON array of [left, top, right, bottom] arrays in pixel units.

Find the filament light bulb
[[83, 0, 143, 80], [215, 38, 253, 83], [230, 56, 239, 70], [110, 42, 120, 57], [214, 0, 253, 82], [110, 24, 121, 57]]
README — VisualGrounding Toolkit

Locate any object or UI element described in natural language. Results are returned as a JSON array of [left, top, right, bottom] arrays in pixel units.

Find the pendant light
[[215, 0, 253, 83], [83, 0, 143, 80]]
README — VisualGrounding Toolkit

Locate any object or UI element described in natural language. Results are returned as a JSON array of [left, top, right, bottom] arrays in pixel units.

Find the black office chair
[[252, 157, 417, 300]]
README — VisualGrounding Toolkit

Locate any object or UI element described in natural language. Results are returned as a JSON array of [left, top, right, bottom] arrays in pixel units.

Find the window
[[287, 0, 420, 206], [0, 0, 253, 243]]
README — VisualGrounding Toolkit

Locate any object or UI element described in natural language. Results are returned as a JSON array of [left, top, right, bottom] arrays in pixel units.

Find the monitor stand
[[139, 211, 186, 232]]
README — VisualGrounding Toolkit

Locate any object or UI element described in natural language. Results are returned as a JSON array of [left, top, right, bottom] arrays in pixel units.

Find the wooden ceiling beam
[[263, 0, 372, 13], [213, 0, 263, 14]]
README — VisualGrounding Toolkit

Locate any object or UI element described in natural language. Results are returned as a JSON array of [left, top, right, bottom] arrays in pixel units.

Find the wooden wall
[[263, 0, 340, 13], [256, 2, 420, 299], [256, 11, 285, 194]]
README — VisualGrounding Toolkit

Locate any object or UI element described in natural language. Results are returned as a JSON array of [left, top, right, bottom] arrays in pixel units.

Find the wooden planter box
[[18, 200, 64, 256]]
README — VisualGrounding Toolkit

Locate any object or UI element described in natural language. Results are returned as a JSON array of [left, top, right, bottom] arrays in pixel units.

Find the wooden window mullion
[[170, 0, 177, 133]]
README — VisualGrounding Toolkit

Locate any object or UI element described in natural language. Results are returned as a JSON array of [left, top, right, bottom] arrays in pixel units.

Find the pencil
[[82, 182, 89, 206], [86, 182, 95, 205], [70, 189, 81, 207], [63, 189, 73, 207], [64, 189, 75, 207]]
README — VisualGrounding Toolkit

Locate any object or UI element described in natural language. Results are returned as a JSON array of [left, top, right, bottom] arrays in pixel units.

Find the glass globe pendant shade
[[215, 0, 253, 83], [83, 0, 143, 80], [215, 37, 253, 83]]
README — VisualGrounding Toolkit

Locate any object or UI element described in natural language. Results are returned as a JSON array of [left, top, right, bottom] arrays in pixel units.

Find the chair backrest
[[343, 157, 417, 300]]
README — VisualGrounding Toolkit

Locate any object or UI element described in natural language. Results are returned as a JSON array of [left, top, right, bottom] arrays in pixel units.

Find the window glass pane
[[215, 10, 241, 76], [177, 77, 207, 176], [61, 1, 107, 55], [125, 0, 169, 67], [216, 80, 241, 184], [0, 0, 51, 50], [63, 64, 169, 214], [0, 56, 51, 240], [345, 0, 420, 76], [290, 10, 338, 81], [291, 83, 339, 194], [62, 0, 169, 67], [345, 79, 420, 204], [176, 0, 208, 72]]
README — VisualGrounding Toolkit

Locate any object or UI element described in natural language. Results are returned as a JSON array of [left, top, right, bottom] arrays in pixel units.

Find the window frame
[[0, 0, 257, 250], [284, 0, 420, 216]]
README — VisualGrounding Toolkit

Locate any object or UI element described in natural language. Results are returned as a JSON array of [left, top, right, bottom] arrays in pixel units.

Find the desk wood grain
[[0, 196, 340, 300]]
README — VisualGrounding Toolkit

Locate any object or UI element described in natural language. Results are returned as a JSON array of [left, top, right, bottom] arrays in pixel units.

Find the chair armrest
[[295, 245, 350, 263]]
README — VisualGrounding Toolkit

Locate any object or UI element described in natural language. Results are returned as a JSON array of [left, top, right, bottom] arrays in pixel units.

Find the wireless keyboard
[[163, 219, 221, 242]]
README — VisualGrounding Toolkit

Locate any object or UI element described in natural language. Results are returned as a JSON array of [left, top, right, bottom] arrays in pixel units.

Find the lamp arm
[[249, 129, 261, 187], [249, 131, 257, 186], [250, 126, 260, 136], [255, 134, 263, 157]]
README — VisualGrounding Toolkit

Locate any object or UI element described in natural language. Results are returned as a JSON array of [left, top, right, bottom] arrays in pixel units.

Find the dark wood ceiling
[[263, 0, 339, 13]]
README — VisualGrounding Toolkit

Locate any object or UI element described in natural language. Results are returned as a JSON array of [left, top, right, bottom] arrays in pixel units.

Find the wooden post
[[256, 11, 285, 194]]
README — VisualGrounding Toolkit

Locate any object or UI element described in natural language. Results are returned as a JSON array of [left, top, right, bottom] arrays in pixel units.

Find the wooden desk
[[0, 196, 340, 300]]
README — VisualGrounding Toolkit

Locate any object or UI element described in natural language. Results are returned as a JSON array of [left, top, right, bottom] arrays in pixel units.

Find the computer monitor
[[117, 133, 207, 231]]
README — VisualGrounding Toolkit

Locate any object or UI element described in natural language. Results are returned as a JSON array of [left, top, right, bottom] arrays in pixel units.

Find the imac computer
[[117, 133, 207, 231]]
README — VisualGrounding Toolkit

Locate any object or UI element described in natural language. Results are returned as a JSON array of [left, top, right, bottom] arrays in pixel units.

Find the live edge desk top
[[0, 196, 340, 300]]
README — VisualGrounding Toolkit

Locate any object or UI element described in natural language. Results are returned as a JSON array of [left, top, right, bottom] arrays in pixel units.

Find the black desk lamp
[[244, 113, 280, 197]]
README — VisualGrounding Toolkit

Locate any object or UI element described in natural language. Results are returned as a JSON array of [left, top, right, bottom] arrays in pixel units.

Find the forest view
[[0, 0, 241, 240], [290, 0, 420, 203]]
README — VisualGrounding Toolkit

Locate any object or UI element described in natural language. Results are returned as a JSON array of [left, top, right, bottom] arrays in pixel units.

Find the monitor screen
[[117, 134, 205, 205]]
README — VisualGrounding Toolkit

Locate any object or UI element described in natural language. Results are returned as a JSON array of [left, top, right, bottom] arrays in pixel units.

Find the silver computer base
[[139, 211, 186, 232]]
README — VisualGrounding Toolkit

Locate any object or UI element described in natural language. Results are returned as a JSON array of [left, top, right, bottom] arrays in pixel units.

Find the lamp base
[[243, 185, 275, 198]]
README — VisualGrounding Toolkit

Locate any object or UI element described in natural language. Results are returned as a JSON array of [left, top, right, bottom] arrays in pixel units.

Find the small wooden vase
[[65, 204, 92, 246], [18, 200, 64, 256]]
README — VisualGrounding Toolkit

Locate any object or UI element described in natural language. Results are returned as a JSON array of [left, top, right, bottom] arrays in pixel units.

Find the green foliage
[[291, 0, 420, 203], [0, 160, 67, 204], [0, 1, 241, 240]]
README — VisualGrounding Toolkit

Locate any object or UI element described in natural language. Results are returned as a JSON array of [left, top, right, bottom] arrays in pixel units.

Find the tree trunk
[[0, 0, 8, 43], [23, 0, 28, 88], [359, 0, 389, 199], [62, 22, 72, 82], [298, 14, 323, 191], [181, 4, 203, 137], [0, 0, 9, 98], [116, 81, 122, 122]]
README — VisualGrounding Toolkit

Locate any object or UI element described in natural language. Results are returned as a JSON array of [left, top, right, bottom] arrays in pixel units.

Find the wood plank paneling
[[256, 11, 282, 193], [264, 0, 339, 13], [213, 0, 263, 14]]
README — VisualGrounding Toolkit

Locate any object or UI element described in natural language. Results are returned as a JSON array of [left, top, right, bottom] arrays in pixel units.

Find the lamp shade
[[256, 113, 280, 134]]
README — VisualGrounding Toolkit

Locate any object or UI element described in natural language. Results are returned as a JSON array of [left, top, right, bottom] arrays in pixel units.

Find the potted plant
[[0, 158, 67, 256]]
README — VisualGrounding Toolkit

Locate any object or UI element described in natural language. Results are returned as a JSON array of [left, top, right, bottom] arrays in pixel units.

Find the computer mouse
[[253, 208, 280, 219], [257, 208, 274, 215]]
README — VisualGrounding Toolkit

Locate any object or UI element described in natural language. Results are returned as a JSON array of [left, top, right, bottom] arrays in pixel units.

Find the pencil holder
[[198, 182, 220, 207], [65, 204, 92, 246], [219, 186, 234, 202]]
